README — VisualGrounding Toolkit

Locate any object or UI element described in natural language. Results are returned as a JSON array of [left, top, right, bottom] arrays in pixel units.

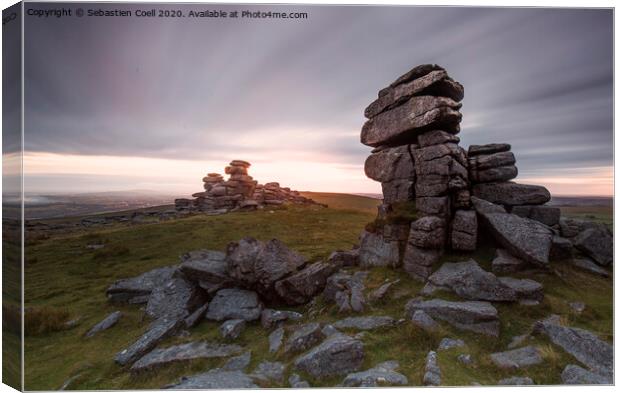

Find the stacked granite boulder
[[175, 160, 317, 214], [358, 64, 610, 281], [359, 64, 474, 280]]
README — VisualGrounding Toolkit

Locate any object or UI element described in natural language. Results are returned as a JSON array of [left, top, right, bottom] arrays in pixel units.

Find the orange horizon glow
[[19, 152, 614, 197]]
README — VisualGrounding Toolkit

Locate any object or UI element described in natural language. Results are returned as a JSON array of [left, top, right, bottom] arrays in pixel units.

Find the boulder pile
[[175, 160, 318, 214], [359, 64, 612, 280]]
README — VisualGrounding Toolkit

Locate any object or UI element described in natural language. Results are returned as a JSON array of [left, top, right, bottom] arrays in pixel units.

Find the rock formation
[[359, 64, 612, 280], [175, 160, 318, 214]]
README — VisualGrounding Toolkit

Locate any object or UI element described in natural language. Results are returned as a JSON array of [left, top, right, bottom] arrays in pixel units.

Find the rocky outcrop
[[145, 274, 206, 321], [175, 160, 317, 214], [107, 266, 177, 303]]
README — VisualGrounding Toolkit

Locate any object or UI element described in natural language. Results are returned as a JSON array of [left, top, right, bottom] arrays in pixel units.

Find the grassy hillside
[[22, 195, 613, 389]]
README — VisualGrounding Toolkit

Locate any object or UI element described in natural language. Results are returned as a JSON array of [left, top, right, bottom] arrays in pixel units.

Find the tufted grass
[[22, 195, 613, 389]]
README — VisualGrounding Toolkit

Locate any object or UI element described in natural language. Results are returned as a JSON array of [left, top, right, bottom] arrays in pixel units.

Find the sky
[[20, 4, 613, 197]]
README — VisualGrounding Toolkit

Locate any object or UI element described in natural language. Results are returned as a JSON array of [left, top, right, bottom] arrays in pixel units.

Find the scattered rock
[[251, 361, 286, 383], [321, 324, 340, 337], [323, 272, 367, 313], [260, 309, 303, 330], [131, 341, 243, 373], [165, 369, 258, 389], [405, 298, 500, 337], [268, 327, 285, 353], [571, 258, 610, 277], [457, 354, 473, 365], [437, 338, 465, 351], [426, 260, 518, 301], [294, 333, 365, 378], [569, 302, 586, 314], [498, 376, 534, 385], [489, 346, 543, 369], [85, 311, 121, 338], [115, 317, 183, 366], [285, 323, 324, 353], [561, 364, 611, 385], [220, 319, 245, 340], [533, 317, 613, 377], [491, 249, 526, 274], [342, 361, 408, 387], [423, 350, 441, 386], [222, 351, 251, 371], [107, 266, 176, 303], [333, 316, 395, 331], [507, 334, 532, 349], [368, 280, 399, 302], [498, 277, 544, 302], [288, 374, 311, 388], [573, 227, 613, 266], [205, 288, 263, 322], [411, 310, 440, 333]]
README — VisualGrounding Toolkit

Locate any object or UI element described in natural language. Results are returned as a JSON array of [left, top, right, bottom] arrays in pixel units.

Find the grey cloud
[[23, 5, 612, 179]]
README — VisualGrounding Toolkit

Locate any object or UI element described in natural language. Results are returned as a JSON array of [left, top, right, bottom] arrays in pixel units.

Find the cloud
[[21, 5, 613, 195]]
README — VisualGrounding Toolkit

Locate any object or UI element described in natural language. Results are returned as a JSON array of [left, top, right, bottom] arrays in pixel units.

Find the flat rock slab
[[131, 341, 243, 372], [285, 323, 324, 353], [294, 333, 364, 378], [571, 258, 610, 277], [472, 197, 553, 266], [490, 346, 543, 369], [222, 352, 251, 371], [534, 317, 613, 377], [333, 316, 395, 331], [342, 361, 408, 387], [165, 369, 258, 389], [115, 317, 182, 366], [498, 277, 543, 302], [251, 361, 286, 383], [498, 376, 534, 385], [107, 266, 176, 303], [406, 298, 500, 337], [85, 311, 121, 337], [427, 260, 517, 301], [561, 364, 611, 384], [492, 249, 526, 274], [206, 288, 263, 321], [472, 182, 550, 206]]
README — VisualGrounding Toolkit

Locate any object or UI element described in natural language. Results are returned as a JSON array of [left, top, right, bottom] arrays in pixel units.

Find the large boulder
[[405, 298, 500, 337], [365, 68, 463, 119], [472, 197, 553, 266], [106, 266, 176, 303], [361, 96, 462, 147], [470, 166, 518, 183], [364, 145, 415, 183], [468, 151, 515, 170], [145, 275, 206, 321], [358, 231, 400, 267], [402, 245, 442, 282], [274, 261, 336, 305], [425, 260, 518, 301], [468, 143, 511, 156], [408, 216, 446, 249], [472, 182, 550, 206], [205, 288, 263, 322], [534, 316, 613, 378], [294, 333, 365, 378], [226, 237, 307, 297], [179, 250, 232, 294], [573, 227, 613, 266], [511, 205, 561, 227]]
